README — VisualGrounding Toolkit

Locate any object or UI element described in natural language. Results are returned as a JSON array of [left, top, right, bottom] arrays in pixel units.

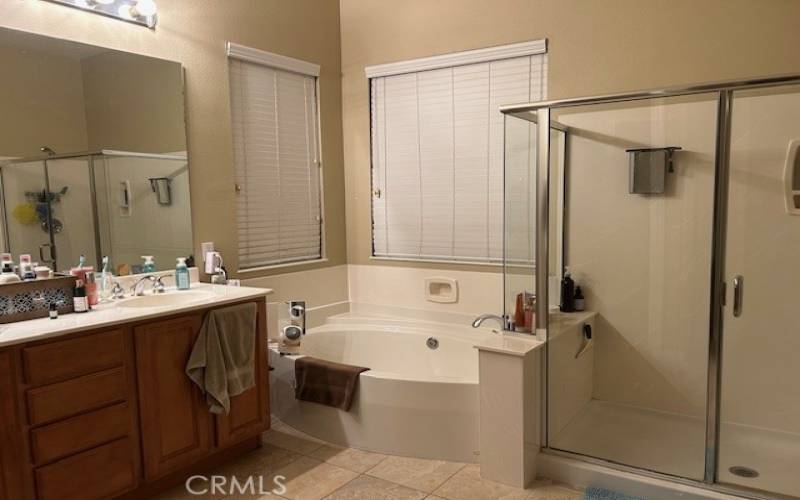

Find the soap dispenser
[[175, 257, 191, 290], [142, 255, 156, 273]]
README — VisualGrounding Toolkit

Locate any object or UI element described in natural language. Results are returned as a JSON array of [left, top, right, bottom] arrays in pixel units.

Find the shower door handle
[[732, 275, 744, 317]]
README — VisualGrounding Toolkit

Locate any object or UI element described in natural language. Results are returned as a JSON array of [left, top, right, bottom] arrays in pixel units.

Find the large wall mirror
[[0, 27, 191, 275]]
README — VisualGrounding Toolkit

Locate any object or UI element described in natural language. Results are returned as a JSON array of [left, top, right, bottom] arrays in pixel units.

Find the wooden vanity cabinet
[[0, 297, 269, 500], [135, 313, 213, 479]]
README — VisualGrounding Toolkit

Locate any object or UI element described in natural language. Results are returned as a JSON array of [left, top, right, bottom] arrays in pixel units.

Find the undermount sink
[[116, 291, 213, 309]]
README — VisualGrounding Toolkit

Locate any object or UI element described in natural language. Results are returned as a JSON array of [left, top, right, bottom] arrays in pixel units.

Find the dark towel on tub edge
[[294, 356, 369, 411]]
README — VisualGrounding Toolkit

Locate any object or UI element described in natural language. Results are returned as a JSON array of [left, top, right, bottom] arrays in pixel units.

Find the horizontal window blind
[[371, 52, 547, 263], [229, 58, 321, 269]]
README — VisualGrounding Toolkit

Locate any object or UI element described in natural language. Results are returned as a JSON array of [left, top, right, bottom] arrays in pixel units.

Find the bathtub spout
[[472, 314, 510, 330]]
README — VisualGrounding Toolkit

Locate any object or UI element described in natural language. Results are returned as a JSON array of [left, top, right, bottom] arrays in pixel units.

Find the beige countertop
[[0, 282, 272, 348]]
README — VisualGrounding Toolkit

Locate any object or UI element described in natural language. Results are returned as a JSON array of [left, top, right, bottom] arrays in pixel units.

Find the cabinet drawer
[[30, 402, 132, 465], [35, 436, 137, 500], [23, 329, 125, 386], [27, 367, 127, 426]]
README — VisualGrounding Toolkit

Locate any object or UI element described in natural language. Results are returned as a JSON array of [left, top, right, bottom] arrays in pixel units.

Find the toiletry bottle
[[560, 269, 575, 312], [99, 256, 114, 302], [19, 254, 34, 280], [73, 280, 89, 313], [514, 292, 525, 331], [574, 286, 586, 312], [49, 302, 58, 320], [175, 257, 191, 290], [85, 271, 99, 307], [142, 255, 156, 273], [0, 262, 20, 284]]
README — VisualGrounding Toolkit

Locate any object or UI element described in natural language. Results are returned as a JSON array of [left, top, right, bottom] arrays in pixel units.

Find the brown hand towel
[[186, 302, 257, 415], [294, 356, 369, 411]]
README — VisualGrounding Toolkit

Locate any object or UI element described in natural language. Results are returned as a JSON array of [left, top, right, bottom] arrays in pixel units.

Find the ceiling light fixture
[[40, 0, 158, 29]]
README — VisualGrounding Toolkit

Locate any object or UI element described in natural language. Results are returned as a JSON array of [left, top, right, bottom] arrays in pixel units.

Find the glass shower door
[[718, 84, 800, 498], [544, 93, 720, 481], [0, 160, 57, 268]]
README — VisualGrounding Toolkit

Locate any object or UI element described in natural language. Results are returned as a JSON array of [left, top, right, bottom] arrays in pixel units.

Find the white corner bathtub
[[268, 314, 493, 463]]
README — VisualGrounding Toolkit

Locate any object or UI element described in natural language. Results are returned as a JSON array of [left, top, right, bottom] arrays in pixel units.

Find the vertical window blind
[[229, 49, 322, 270], [370, 48, 547, 263]]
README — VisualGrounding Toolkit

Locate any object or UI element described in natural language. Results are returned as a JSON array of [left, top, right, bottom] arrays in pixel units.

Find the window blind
[[370, 53, 547, 263], [229, 58, 321, 269]]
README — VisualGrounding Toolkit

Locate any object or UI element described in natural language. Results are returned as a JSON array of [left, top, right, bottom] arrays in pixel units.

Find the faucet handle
[[111, 280, 125, 300]]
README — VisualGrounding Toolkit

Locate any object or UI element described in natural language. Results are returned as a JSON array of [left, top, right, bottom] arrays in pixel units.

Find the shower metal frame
[[0, 150, 189, 271], [500, 73, 800, 500]]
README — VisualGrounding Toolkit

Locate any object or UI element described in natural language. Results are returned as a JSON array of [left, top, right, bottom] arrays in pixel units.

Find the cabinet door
[[0, 350, 26, 500], [135, 314, 212, 479], [216, 301, 270, 447]]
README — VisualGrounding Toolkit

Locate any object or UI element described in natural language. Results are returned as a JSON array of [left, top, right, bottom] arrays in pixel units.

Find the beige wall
[[0, 45, 88, 157], [81, 51, 186, 153], [340, 0, 800, 269], [1, 0, 346, 282]]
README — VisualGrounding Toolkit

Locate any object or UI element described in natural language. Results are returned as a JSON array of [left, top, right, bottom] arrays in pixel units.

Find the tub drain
[[729, 466, 759, 478], [426, 337, 439, 350]]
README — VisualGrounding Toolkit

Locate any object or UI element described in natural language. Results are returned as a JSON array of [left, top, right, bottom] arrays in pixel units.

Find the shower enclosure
[[0, 150, 191, 273], [502, 76, 800, 499]]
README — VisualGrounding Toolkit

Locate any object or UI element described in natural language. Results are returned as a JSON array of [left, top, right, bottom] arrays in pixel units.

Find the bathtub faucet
[[471, 314, 511, 331]]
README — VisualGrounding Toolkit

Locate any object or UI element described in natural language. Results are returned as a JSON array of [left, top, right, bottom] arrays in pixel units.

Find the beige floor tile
[[366, 456, 465, 493], [526, 484, 583, 500], [323, 475, 426, 499], [263, 428, 325, 455], [217, 444, 302, 478], [310, 444, 387, 473], [266, 456, 358, 500], [432, 465, 529, 500]]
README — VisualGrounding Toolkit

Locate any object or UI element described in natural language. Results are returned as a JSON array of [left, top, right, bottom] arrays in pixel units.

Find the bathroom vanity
[[0, 284, 271, 500]]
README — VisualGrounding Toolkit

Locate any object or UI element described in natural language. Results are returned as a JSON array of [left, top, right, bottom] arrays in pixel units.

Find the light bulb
[[132, 0, 157, 17], [117, 3, 133, 19]]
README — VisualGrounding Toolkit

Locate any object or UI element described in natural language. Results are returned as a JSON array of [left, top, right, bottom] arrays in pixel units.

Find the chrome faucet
[[472, 314, 511, 330], [131, 275, 158, 296]]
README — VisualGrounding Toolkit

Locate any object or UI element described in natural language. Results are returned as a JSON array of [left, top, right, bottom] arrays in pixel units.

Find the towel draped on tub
[[294, 356, 369, 411], [186, 302, 257, 414]]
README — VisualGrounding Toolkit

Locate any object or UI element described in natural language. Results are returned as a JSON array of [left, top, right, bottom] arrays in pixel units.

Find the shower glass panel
[[718, 84, 800, 497], [0, 161, 55, 267], [544, 93, 719, 480], [93, 154, 192, 272], [45, 157, 99, 270], [503, 117, 565, 329]]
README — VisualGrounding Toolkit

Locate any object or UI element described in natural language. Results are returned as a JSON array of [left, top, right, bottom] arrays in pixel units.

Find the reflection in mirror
[[0, 27, 190, 275]]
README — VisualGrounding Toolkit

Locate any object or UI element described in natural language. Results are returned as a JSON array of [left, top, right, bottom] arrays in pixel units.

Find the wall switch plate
[[201, 242, 215, 263]]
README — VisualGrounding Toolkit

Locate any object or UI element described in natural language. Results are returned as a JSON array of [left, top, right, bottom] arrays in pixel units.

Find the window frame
[[227, 42, 326, 273]]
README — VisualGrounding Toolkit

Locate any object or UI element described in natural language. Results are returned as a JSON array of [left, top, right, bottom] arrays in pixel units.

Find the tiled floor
[[154, 417, 584, 500]]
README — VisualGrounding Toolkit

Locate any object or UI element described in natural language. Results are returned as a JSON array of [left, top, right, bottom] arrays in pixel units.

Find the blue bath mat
[[583, 487, 647, 500]]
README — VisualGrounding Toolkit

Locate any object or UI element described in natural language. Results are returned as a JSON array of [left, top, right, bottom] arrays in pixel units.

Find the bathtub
[[268, 314, 494, 463]]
